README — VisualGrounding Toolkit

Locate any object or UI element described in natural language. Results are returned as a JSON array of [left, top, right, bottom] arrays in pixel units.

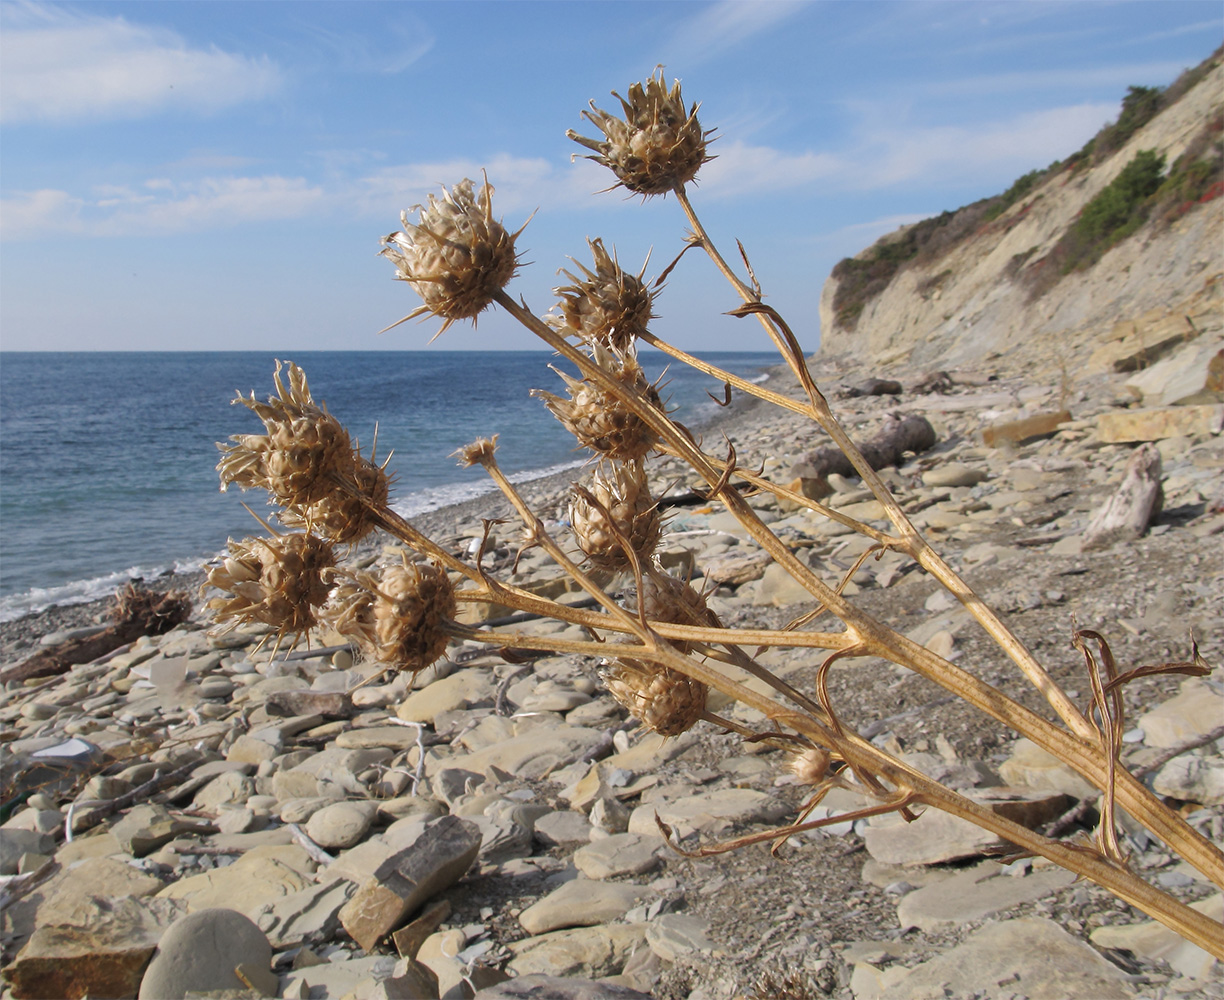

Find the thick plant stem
[[490, 287, 1224, 902], [670, 185, 1092, 741]]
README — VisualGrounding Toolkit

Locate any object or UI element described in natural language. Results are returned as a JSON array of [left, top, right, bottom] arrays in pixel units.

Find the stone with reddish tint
[[339, 816, 481, 952], [4, 897, 174, 1000]]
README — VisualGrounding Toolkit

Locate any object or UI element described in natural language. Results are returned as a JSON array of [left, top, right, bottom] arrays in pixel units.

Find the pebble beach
[[2, 352, 1222, 1000]]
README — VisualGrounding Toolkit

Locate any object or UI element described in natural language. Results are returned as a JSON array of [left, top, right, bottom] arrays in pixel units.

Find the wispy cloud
[[0, 1, 281, 124], [913, 61, 1196, 98], [353, 154, 614, 220], [673, 99, 1117, 198], [664, 0, 810, 64], [288, 14, 434, 75], [0, 176, 321, 239], [845, 101, 1119, 188], [698, 141, 843, 197], [0, 153, 596, 240]]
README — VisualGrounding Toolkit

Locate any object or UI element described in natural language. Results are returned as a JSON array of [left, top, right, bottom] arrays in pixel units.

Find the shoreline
[[0, 355, 798, 663]]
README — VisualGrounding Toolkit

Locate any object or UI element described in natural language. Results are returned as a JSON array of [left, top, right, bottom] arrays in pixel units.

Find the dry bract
[[601, 656, 707, 737], [568, 68, 712, 196], [532, 344, 663, 462], [218, 359, 354, 510], [205, 532, 334, 642], [550, 238, 655, 352], [381, 177, 524, 335], [280, 454, 389, 545], [371, 560, 455, 674], [570, 459, 662, 569]]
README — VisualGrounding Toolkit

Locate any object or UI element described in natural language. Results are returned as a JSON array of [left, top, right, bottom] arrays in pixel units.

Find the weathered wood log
[[1081, 443, 1163, 551], [0, 585, 192, 685], [803, 413, 938, 480], [839, 377, 903, 398]]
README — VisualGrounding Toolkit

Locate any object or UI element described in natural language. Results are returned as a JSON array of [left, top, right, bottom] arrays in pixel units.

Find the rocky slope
[[818, 52, 1224, 377]]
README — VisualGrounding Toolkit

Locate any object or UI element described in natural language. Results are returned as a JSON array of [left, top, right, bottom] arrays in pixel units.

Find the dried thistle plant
[[204, 70, 1224, 960]]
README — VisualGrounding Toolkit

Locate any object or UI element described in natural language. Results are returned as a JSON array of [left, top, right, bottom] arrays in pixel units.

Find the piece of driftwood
[[839, 377, 903, 398], [803, 413, 937, 480], [910, 370, 955, 394], [0, 585, 192, 685], [1082, 443, 1164, 551]]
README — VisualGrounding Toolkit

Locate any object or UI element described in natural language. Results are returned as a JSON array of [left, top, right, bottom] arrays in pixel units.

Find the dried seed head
[[371, 560, 455, 674], [205, 532, 334, 642], [550, 239, 654, 352], [281, 455, 389, 545], [639, 570, 720, 655], [568, 69, 713, 196], [601, 657, 706, 737], [787, 746, 832, 786], [571, 460, 662, 569], [218, 360, 355, 510], [532, 345, 662, 461], [381, 177, 524, 336], [454, 435, 499, 468]]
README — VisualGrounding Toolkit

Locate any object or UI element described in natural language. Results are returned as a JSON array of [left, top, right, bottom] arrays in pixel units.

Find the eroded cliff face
[[818, 61, 1223, 376]]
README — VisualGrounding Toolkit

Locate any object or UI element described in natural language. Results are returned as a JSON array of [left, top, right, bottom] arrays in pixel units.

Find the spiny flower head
[[218, 360, 355, 511], [532, 343, 663, 462], [601, 657, 706, 738], [568, 69, 713, 196], [280, 453, 390, 545], [570, 459, 662, 569], [322, 557, 455, 675], [638, 568, 721, 655], [205, 532, 334, 646], [550, 239, 655, 352], [381, 177, 526, 336]]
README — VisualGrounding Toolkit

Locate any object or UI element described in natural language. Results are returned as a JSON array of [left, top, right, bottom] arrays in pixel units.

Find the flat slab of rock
[[473, 974, 652, 999], [1096, 403, 1223, 443], [253, 876, 356, 948], [998, 737, 1098, 799], [339, 815, 481, 952], [1091, 892, 1222, 980], [1137, 679, 1224, 748], [895, 862, 1076, 932], [519, 878, 642, 935], [573, 833, 663, 880], [138, 907, 275, 999], [882, 917, 1135, 999], [645, 788, 789, 838], [864, 788, 1072, 866], [645, 913, 717, 962], [157, 853, 312, 917], [442, 726, 605, 781], [506, 924, 648, 979]]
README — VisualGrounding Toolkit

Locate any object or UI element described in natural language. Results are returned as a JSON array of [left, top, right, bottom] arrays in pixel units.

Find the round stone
[[138, 908, 271, 999], [304, 799, 378, 849]]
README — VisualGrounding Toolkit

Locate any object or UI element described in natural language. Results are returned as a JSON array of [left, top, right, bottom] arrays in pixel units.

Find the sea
[[0, 350, 778, 622]]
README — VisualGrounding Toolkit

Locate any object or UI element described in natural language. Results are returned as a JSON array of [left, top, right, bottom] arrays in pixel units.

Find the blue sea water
[[0, 350, 777, 621]]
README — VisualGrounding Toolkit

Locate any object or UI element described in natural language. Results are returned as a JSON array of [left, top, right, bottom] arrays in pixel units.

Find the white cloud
[[0, 176, 322, 239], [353, 154, 612, 220], [668, 97, 1115, 201], [697, 140, 843, 198], [848, 101, 1120, 188], [0, 1, 281, 124]]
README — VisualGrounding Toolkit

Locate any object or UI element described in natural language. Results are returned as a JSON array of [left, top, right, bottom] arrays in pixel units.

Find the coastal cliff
[[818, 48, 1224, 378]]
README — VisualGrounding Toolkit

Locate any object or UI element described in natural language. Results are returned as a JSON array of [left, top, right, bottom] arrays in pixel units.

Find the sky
[[0, 1, 1220, 354]]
